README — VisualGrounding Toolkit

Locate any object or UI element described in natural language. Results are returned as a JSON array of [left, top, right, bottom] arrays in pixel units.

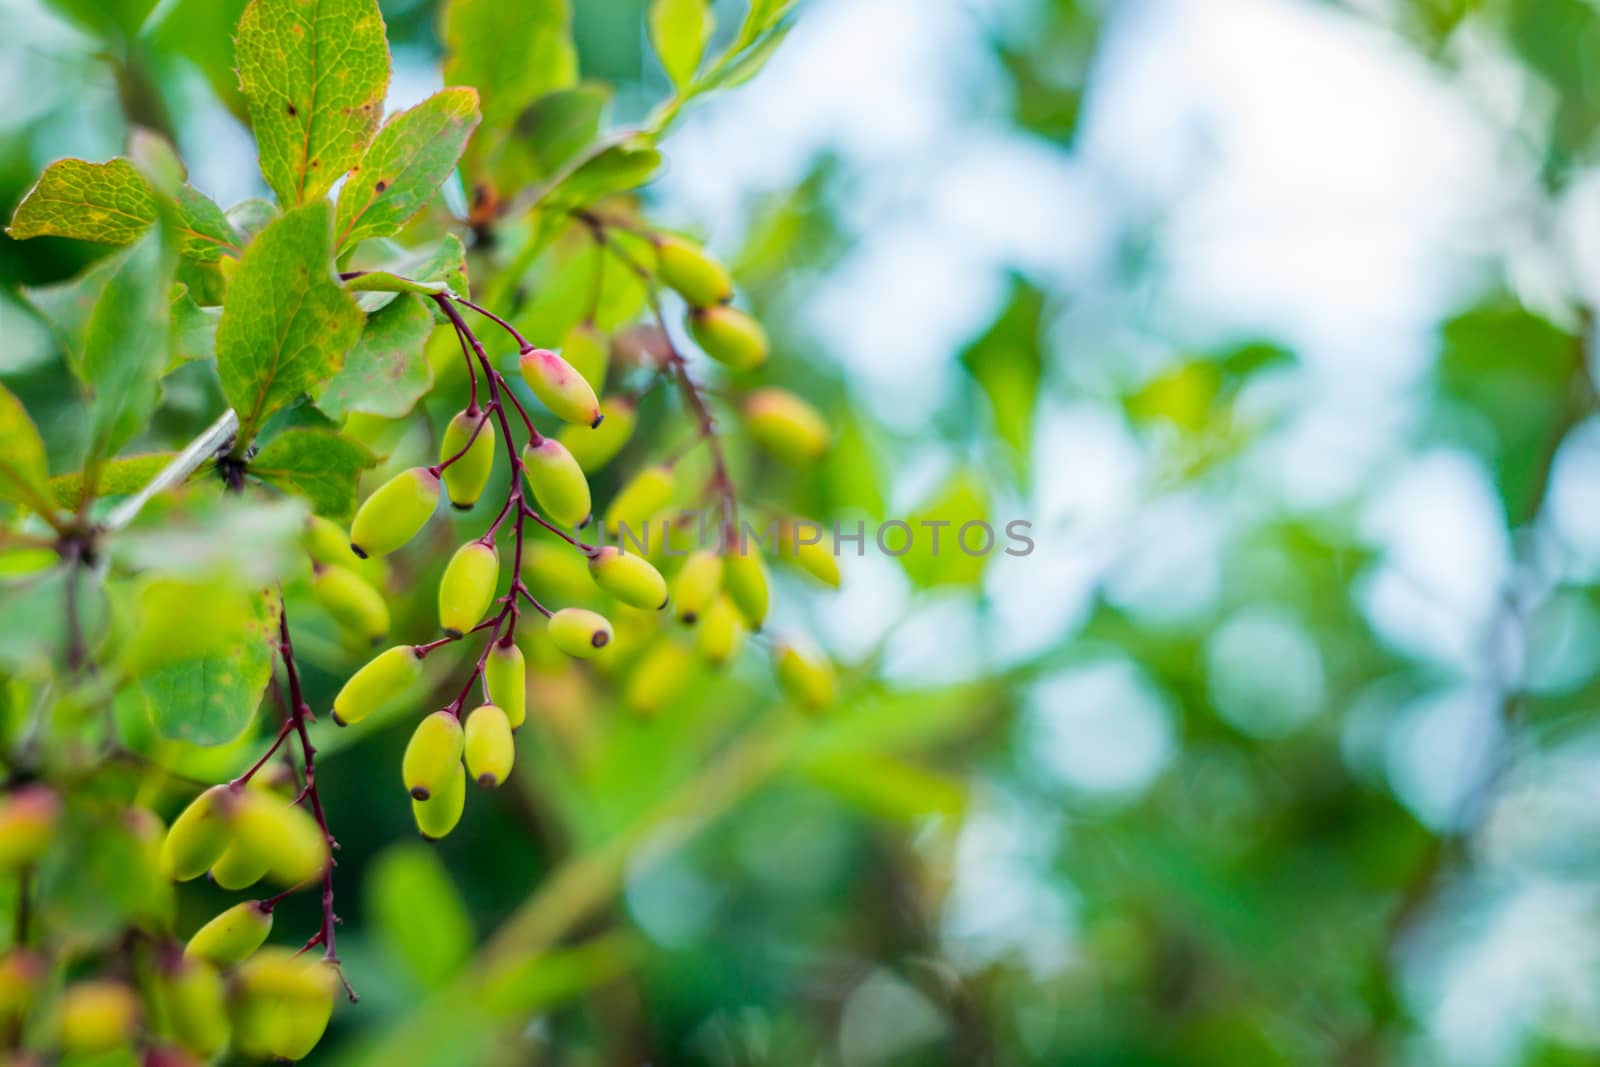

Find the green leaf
[[41, 0, 159, 40], [517, 88, 607, 175], [1436, 303, 1577, 525], [650, 0, 714, 89], [960, 277, 1045, 467], [250, 428, 375, 520], [9, 156, 245, 265], [173, 185, 244, 262], [137, 587, 279, 745], [899, 472, 990, 589], [319, 294, 436, 421], [735, 0, 795, 47], [80, 232, 175, 462], [702, 22, 792, 92], [7, 158, 156, 245], [236, 0, 391, 206], [37, 802, 171, 950], [49, 452, 176, 511], [121, 574, 263, 677], [802, 751, 967, 823], [227, 198, 278, 244], [0, 384, 55, 517], [367, 844, 474, 990], [217, 201, 366, 443], [171, 287, 221, 366], [335, 88, 481, 252], [442, 0, 576, 178], [555, 144, 662, 205]]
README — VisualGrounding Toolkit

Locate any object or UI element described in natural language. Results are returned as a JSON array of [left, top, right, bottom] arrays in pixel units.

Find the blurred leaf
[[172, 184, 244, 262], [650, 0, 714, 89], [735, 0, 796, 47], [7, 158, 155, 245], [217, 202, 365, 443], [367, 844, 475, 990], [703, 22, 792, 92], [0, 383, 55, 516], [114, 495, 308, 587], [170, 287, 220, 366], [226, 198, 278, 244], [960, 277, 1045, 465], [900, 471, 990, 588], [6, 157, 238, 263], [49, 452, 175, 511], [136, 587, 279, 745], [250, 428, 376, 520], [1435, 303, 1577, 524], [805, 682, 1002, 758], [319, 294, 436, 421], [480, 932, 636, 1015], [120, 574, 262, 676], [236, 0, 390, 206], [555, 143, 662, 204], [517, 88, 608, 175], [802, 751, 967, 822], [1126, 360, 1222, 433], [37, 803, 171, 950], [79, 231, 174, 462], [0, 567, 98, 672], [335, 88, 482, 252], [41, 0, 159, 40], [442, 0, 576, 181]]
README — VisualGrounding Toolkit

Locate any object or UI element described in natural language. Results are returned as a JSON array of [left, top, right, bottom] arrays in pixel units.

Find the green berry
[[233, 791, 328, 887], [547, 607, 614, 659], [403, 710, 465, 802], [522, 439, 592, 528], [57, 981, 140, 1055], [775, 637, 836, 711], [412, 761, 466, 841], [589, 546, 668, 610], [464, 704, 515, 788], [484, 641, 527, 731], [519, 346, 602, 427], [349, 466, 441, 559], [230, 950, 337, 1061], [697, 596, 746, 666], [160, 785, 234, 882], [332, 644, 422, 726], [655, 234, 733, 308], [440, 410, 496, 510], [438, 541, 500, 637], [311, 564, 390, 644], [208, 840, 269, 891], [673, 549, 724, 625], [688, 306, 768, 370], [723, 542, 770, 630], [744, 388, 830, 465], [185, 900, 273, 967], [154, 957, 229, 1058]]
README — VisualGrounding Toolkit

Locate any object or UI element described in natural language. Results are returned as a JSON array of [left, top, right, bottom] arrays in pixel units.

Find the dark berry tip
[[350, 543, 368, 560], [409, 786, 429, 801]]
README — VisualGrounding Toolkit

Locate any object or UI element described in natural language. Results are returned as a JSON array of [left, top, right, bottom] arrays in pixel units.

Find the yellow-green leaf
[[0, 384, 54, 516], [319, 294, 435, 421], [217, 202, 365, 443], [49, 453, 176, 511], [250, 428, 375, 520], [336, 88, 481, 251], [7, 158, 156, 245], [236, 0, 391, 206], [650, 0, 714, 90]]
